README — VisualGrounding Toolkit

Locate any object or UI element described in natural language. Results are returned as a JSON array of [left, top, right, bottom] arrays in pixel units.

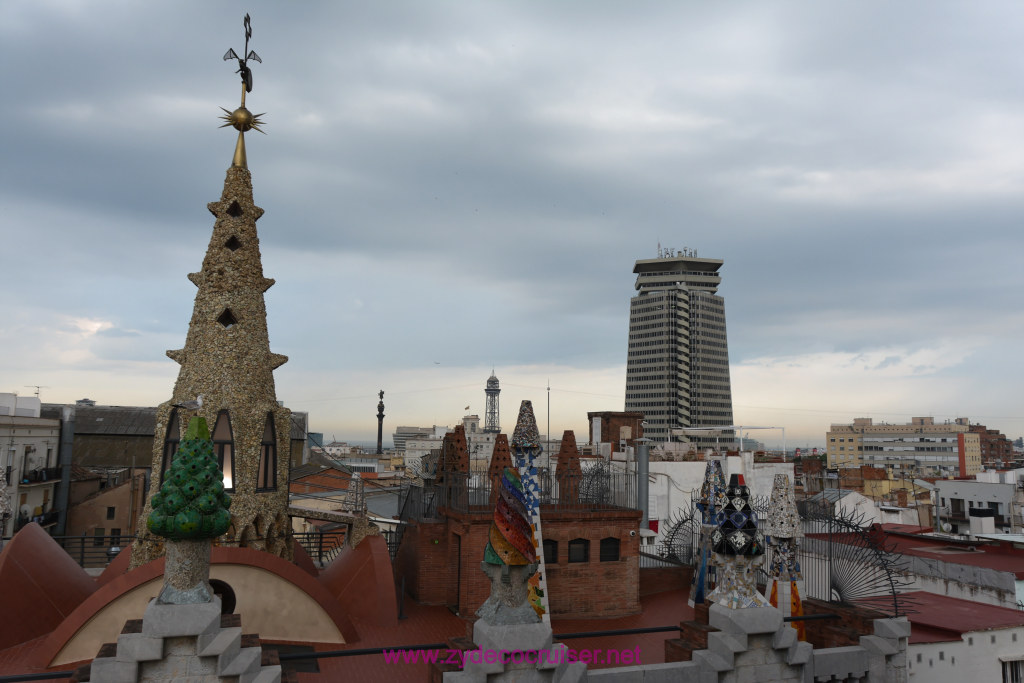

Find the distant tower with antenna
[[483, 372, 501, 434]]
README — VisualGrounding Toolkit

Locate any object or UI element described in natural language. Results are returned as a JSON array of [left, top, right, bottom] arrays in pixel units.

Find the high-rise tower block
[[624, 248, 735, 449]]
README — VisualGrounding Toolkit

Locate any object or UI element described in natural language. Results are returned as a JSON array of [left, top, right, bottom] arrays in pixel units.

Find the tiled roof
[[807, 488, 858, 504], [861, 591, 1024, 643], [846, 528, 1024, 580], [70, 465, 101, 482], [47, 405, 157, 436]]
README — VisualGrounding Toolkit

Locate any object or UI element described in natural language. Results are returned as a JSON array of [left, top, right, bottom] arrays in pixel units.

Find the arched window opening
[[257, 413, 277, 491], [600, 537, 620, 562], [543, 539, 558, 564], [209, 579, 236, 614], [159, 409, 180, 487], [213, 411, 235, 492], [568, 538, 590, 563]]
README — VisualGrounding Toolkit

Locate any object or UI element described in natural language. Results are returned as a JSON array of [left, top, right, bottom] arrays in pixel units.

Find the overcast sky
[[2, 1, 1023, 448]]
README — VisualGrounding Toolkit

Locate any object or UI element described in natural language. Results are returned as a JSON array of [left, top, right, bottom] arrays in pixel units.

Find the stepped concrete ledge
[[141, 599, 222, 639], [708, 604, 782, 635]]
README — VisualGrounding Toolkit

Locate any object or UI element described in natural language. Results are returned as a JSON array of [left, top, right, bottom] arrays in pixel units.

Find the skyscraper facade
[[624, 248, 735, 448]]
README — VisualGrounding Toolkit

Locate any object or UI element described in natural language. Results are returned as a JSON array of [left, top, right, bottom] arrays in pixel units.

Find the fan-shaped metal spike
[[223, 48, 239, 61]]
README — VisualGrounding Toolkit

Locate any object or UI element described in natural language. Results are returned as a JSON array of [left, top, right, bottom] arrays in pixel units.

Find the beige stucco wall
[[52, 563, 345, 667], [53, 576, 164, 666]]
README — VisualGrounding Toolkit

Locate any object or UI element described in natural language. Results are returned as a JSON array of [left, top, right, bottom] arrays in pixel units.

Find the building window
[[106, 506, 115, 520], [568, 538, 589, 563], [1003, 659, 1024, 683], [213, 411, 235, 492], [257, 413, 277, 492], [543, 539, 558, 564], [160, 409, 181, 486], [600, 537, 620, 562], [93, 528, 105, 546], [110, 528, 121, 546]]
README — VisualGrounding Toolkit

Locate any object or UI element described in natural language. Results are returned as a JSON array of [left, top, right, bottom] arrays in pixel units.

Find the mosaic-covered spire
[[509, 400, 549, 620], [484, 467, 537, 566], [711, 474, 765, 557], [767, 473, 806, 637], [511, 400, 541, 449], [697, 459, 727, 524], [706, 473, 770, 610], [766, 473, 803, 540], [477, 400, 550, 622]]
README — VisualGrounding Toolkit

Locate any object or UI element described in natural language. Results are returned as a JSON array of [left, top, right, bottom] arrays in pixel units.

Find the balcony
[[19, 466, 61, 487], [14, 509, 58, 531]]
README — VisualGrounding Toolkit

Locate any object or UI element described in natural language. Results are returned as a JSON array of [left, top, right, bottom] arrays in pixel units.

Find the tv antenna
[[25, 385, 49, 400]]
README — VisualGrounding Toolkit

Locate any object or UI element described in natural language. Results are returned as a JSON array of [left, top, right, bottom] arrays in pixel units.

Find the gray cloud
[[2, 1, 1022, 441]]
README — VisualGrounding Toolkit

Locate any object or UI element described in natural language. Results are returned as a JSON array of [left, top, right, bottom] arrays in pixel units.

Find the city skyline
[[3, 3, 1023, 447]]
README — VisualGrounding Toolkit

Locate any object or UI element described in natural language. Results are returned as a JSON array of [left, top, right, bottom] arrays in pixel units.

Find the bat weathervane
[[223, 14, 262, 95], [219, 14, 266, 168]]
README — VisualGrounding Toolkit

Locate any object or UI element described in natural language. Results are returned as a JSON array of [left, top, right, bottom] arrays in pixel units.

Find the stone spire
[[130, 28, 291, 566], [488, 433, 513, 506], [436, 424, 469, 488], [554, 430, 582, 505]]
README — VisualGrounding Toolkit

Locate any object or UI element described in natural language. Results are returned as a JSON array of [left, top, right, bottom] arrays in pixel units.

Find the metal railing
[[435, 470, 638, 515], [18, 467, 62, 485], [47, 531, 349, 569], [54, 534, 130, 568], [14, 510, 59, 532], [397, 483, 441, 522], [638, 551, 684, 569]]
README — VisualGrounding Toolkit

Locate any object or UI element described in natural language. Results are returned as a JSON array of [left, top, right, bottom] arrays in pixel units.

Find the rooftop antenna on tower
[[24, 385, 49, 400]]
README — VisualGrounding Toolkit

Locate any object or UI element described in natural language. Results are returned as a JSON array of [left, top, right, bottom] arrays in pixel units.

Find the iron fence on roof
[[435, 469, 638, 514], [654, 489, 912, 617], [47, 531, 348, 569]]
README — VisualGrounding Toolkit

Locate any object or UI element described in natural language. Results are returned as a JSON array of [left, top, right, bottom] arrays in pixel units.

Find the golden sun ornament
[[219, 106, 266, 134]]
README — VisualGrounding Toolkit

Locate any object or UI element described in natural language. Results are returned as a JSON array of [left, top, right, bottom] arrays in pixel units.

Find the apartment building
[[827, 417, 981, 477]]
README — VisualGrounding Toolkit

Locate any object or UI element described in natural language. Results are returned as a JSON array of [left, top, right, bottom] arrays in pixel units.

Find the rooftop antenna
[[24, 385, 49, 400]]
